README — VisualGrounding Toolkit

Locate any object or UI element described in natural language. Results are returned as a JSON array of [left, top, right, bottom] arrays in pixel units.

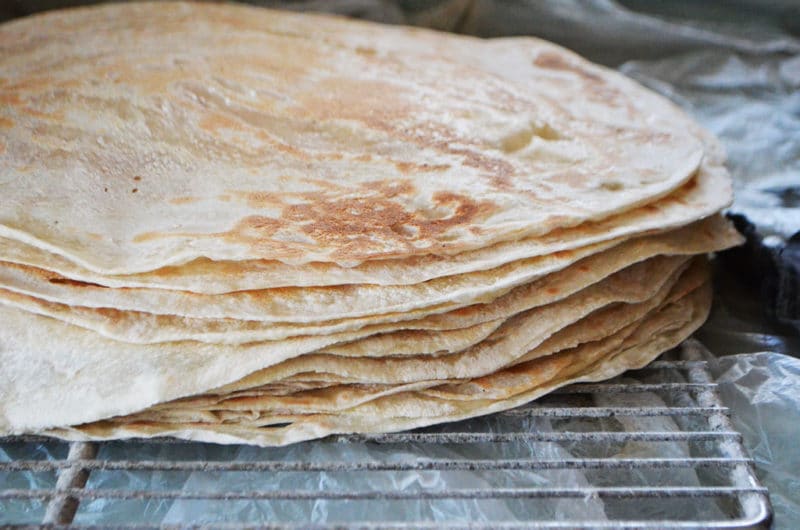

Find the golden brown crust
[[0, 2, 707, 273]]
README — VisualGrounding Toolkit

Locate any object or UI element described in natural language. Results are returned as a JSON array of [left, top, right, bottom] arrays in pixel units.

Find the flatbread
[[0, 253, 692, 434], [142, 260, 706, 419], [1, 2, 707, 273], [215, 258, 698, 393], [48, 282, 711, 446], [0, 215, 741, 335], [0, 162, 730, 294]]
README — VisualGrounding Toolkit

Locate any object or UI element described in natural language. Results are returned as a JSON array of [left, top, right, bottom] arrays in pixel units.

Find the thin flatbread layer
[[141, 261, 705, 419], [213, 258, 699, 394], [0, 252, 692, 434], [0, 163, 728, 293], [47, 282, 711, 446], [0, 215, 741, 333], [1, 2, 707, 273], [0, 252, 694, 350]]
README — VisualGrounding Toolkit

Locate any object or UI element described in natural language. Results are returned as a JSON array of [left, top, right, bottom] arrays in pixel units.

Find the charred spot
[[48, 278, 106, 288], [261, 422, 293, 429]]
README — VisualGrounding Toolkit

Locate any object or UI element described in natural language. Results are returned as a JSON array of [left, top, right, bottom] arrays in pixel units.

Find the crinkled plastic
[[709, 352, 800, 530]]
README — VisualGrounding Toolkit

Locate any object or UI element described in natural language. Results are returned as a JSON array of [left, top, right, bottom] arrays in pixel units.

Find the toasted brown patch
[[0, 92, 22, 106], [393, 161, 451, 174], [170, 196, 199, 205], [534, 51, 603, 83], [48, 278, 106, 288], [136, 179, 498, 260]]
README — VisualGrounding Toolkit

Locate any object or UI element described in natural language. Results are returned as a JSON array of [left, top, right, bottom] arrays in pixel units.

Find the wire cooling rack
[[0, 342, 772, 529]]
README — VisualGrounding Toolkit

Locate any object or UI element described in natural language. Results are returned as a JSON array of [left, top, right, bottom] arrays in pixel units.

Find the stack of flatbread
[[0, 3, 741, 446]]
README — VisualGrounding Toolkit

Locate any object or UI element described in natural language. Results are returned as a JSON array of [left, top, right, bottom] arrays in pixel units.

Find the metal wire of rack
[[0, 343, 772, 529]]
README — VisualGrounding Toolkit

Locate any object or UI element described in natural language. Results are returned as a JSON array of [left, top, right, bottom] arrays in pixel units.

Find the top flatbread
[[0, 160, 730, 292], [0, 2, 707, 273]]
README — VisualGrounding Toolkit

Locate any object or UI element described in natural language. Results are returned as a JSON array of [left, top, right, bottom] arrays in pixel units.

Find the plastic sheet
[[709, 352, 800, 530]]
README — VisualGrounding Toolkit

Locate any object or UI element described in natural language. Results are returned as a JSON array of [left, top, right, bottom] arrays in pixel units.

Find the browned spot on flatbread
[[200, 112, 244, 133], [296, 77, 520, 191], [403, 121, 518, 190], [355, 46, 377, 57], [133, 231, 164, 243], [0, 92, 22, 106], [229, 215, 283, 237], [235, 191, 283, 208], [216, 218, 308, 262], [534, 51, 603, 83], [49, 277, 106, 288], [21, 106, 63, 120], [134, 175, 497, 260], [170, 196, 199, 205], [393, 161, 450, 174], [449, 146, 516, 190], [0, 117, 13, 128]]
